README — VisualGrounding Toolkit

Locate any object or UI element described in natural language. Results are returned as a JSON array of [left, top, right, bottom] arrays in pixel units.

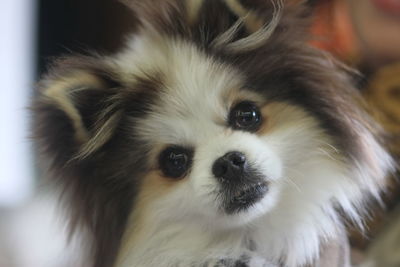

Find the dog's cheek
[[120, 172, 186, 249], [256, 102, 321, 165], [136, 171, 187, 218], [188, 153, 222, 216]]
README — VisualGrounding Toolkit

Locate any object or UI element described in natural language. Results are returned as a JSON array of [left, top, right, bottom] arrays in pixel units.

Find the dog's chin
[[224, 181, 269, 214], [214, 179, 278, 228]]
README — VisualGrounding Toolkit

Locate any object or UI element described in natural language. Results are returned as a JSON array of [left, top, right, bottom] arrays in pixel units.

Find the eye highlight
[[229, 101, 262, 132], [159, 146, 193, 179]]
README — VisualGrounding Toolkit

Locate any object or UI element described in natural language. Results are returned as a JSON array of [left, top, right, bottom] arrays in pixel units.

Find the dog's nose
[[212, 151, 247, 181]]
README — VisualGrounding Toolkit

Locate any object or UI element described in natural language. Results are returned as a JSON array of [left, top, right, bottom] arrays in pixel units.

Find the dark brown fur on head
[[33, 1, 387, 266]]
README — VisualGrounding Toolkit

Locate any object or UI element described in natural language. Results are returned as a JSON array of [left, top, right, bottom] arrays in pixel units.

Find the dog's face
[[34, 1, 393, 266], [127, 38, 285, 225]]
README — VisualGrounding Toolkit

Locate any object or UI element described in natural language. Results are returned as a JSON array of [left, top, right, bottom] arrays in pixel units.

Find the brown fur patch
[[257, 102, 287, 136], [116, 171, 183, 264], [256, 102, 315, 136]]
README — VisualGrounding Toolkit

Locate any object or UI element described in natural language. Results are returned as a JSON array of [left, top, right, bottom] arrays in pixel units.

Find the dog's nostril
[[212, 160, 228, 177], [212, 151, 247, 180], [229, 152, 246, 167]]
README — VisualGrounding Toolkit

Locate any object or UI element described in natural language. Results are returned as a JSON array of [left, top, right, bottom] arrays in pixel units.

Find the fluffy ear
[[34, 56, 123, 166], [33, 56, 131, 267]]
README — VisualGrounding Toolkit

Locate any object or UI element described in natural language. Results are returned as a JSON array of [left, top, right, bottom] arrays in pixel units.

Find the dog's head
[[34, 0, 393, 266]]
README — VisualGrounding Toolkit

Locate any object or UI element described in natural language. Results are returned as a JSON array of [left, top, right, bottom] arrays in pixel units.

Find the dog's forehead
[[116, 35, 249, 145]]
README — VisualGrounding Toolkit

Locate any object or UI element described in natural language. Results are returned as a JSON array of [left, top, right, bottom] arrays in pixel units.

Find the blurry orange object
[[310, 0, 361, 63]]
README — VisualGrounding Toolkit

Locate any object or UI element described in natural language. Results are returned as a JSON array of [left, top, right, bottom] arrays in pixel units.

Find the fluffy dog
[[33, 0, 393, 266]]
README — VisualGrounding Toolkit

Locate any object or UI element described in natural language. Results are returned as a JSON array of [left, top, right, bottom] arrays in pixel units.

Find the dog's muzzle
[[212, 151, 268, 213]]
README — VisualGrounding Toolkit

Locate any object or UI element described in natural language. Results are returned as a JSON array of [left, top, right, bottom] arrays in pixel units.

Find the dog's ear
[[34, 57, 138, 267], [34, 56, 123, 166]]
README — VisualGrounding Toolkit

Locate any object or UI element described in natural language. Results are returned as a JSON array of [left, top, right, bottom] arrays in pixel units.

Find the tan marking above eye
[[257, 102, 305, 136]]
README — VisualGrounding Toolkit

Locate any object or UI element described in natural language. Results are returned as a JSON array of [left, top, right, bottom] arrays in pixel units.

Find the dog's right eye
[[228, 101, 262, 132], [159, 146, 193, 179]]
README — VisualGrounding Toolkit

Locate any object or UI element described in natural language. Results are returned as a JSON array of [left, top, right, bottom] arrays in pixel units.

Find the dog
[[33, 0, 394, 266]]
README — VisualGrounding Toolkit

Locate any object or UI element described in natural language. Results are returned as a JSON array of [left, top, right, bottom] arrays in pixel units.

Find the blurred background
[[0, 1, 133, 266], [0, 0, 399, 266]]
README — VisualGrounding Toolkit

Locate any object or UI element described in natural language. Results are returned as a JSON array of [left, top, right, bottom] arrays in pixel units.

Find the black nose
[[212, 151, 247, 181]]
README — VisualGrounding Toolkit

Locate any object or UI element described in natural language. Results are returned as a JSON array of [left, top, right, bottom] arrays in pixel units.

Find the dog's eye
[[159, 146, 193, 179], [229, 101, 262, 132]]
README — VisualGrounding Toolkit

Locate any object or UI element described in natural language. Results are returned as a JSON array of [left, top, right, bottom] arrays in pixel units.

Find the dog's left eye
[[159, 146, 193, 179], [229, 101, 262, 132]]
